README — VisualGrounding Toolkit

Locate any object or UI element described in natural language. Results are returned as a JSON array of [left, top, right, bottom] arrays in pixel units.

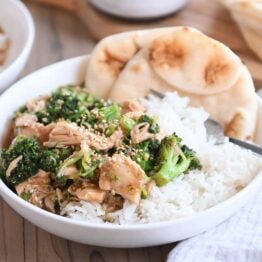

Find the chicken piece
[[15, 114, 53, 143], [44, 121, 123, 150], [15, 170, 56, 212], [26, 98, 47, 112], [122, 100, 145, 114], [63, 166, 79, 177], [89, 129, 123, 150], [15, 114, 38, 126], [6, 155, 23, 177], [130, 122, 155, 144], [44, 121, 83, 147], [122, 100, 146, 119], [68, 180, 106, 203], [99, 154, 148, 204]]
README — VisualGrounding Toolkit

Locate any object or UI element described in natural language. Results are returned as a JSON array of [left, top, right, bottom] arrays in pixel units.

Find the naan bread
[[188, 66, 258, 140], [86, 26, 258, 140], [85, 31, 139, 98], [109, 49, 173, 101], [148, 28, 243, 95], [222, 0, 262, 60], [85, 27, 189, 98], [108, 51, 257, 140], [237, 24, 262, 60]]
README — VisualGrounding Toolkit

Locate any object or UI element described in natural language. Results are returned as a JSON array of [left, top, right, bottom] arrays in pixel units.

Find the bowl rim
[[0, 0, 35, 78], [0, 55, 261, 231]]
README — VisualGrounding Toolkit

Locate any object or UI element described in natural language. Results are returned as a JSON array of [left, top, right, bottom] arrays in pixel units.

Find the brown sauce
[[1, 121, 15, 148]]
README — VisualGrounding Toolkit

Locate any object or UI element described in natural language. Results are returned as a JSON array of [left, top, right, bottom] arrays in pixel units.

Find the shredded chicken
[[99, 154, 148, 204], [122, 100, 145, 119], [68, 180, 106, 203], [15, 114, 53, 143], [63, 166, 79, 177], [44, 121, 123, 150], [122, 100, 145, 114], [130, 122, 155, 144], [26, 98, 47, 112], [6, 155, 23, 177], [15, 170, 56, 212], [15, 114, 38, 126]]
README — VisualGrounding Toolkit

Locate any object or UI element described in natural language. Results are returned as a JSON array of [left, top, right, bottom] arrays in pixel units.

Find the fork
[[149, 89, 262, 156]]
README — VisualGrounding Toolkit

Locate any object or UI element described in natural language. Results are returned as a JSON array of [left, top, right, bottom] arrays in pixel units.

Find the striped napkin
[[168, 90, 262, 262]]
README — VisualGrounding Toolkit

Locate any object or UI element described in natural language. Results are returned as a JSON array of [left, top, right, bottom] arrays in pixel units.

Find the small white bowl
[[89, 0, 188, 19], [0, 0, 35, 93], [0, 56, 262, 248]]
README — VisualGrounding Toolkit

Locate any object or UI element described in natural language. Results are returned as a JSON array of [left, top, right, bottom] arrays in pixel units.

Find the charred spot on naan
[[204, 59, 231, 86], [240, 1, 252, 9], [102, 49, 126, 76], [149, 37, 187, 69], [225, 110, 250, 140], [130, 63, 143, 73], [99, 41, 139, 77]]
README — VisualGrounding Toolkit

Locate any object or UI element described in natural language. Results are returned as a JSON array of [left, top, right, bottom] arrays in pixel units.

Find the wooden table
[[0, 2, 173, 261]]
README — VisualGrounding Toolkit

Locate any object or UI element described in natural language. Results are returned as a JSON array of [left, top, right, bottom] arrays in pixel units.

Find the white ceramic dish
[[0, 0, 35, 93], [0, 56, 262, 248], [89, 0, 188, 19]]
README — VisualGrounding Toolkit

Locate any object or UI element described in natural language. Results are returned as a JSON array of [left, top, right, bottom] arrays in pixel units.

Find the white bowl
[[89, 0, 188, 19], [0, 0, 35, 93], [0, 56, 262, 248]]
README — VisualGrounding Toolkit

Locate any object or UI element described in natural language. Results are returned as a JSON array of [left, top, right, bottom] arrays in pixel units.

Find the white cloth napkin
[[167, 189, 262, 262], [168, 91, 262, 262]]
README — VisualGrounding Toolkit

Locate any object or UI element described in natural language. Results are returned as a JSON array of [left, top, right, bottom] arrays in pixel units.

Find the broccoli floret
[[57, 152, 81, 178], [99, 104, 121, 122], [39, 147, 73, 173], [153, 133, 201, 186], [86, 103, 121, 135], [78, 148, 102, 178], [0, 136, 41, 186], [137, 115, 160, 134], [181, 145, 202, 171], [56, 147, 102, 182], [132, 139, 160, 173], [120, 115, 136, 134], [35, 86, 98, 125]]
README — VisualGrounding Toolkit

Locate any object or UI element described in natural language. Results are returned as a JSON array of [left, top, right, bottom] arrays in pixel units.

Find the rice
[[62, 92, 262, 224]]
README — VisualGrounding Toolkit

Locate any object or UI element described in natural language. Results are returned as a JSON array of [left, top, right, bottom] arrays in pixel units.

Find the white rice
[[62, 92, 262, 224]]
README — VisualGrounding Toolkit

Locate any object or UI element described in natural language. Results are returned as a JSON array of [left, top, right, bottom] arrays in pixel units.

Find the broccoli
[[99, 104, 121, 123], [132, 139, 160, 173], [120, 115, 136, 134], [0, 136, 41, 186], [78, 148, 102, 178], [153, 133, 202, 186], [57, 152, 82, 178], [86, 103, 121, 135], [39, 147, 73, 173], [35, 86, 98, 125], [181, 145, 202, 171], [137, 115, 160, 134], [56, 147, 102, 181]]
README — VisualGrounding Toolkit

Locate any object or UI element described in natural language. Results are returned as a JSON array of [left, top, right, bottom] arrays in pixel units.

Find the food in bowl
[[0, 26, 9, 71], [0, 26, 261, 229], [0, 84, 261, 224], [0, 0, 35, 92]]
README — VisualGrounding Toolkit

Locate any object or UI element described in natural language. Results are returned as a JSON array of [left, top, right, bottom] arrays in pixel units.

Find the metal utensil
[[149, 89, 262, 156]]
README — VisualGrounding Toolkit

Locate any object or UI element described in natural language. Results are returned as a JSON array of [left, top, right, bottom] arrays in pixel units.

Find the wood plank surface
[[0, 2, 174, 261]]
